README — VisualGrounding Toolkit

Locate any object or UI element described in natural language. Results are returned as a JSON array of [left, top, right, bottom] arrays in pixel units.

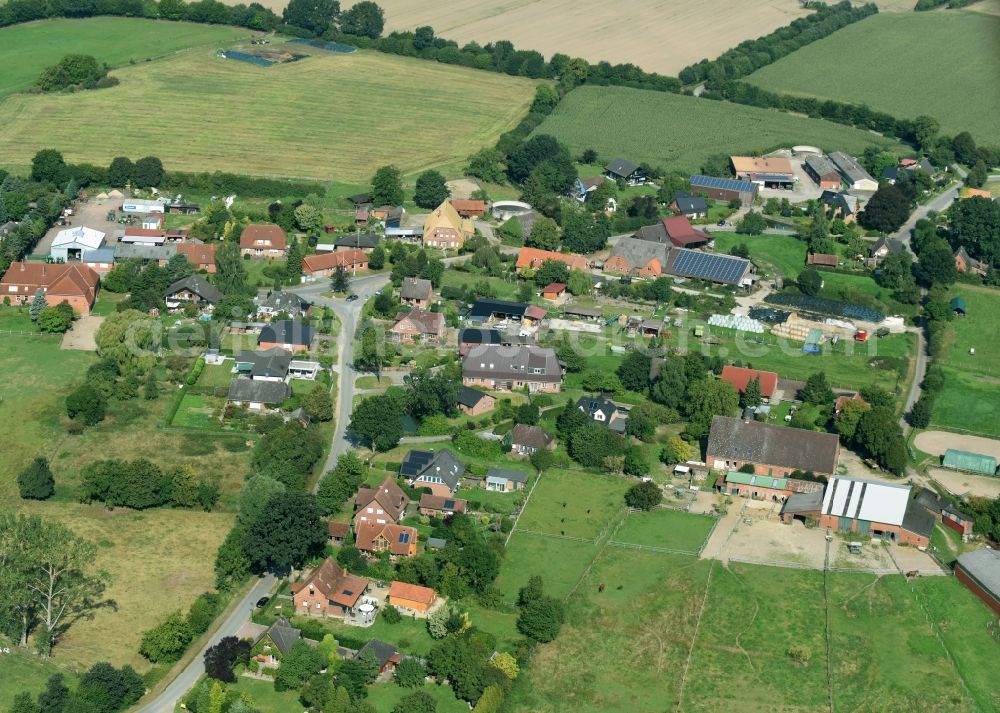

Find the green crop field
[[0, 25, 536, 180], [745, 10, 1000, 142], [0, 17, 248, 100], [533, 85, 904, 174]]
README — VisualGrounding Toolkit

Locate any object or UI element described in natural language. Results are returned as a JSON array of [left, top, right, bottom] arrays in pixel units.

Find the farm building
[[828, 152, 878, 192], [913, 487, 975, 541], [0, 262, 100, 316], [706, 416, 840, 477], [119, 228, 166, 246], [719, 366, 778, 400], [121, 198, 164, 214], [451, 199, 487, 218], [730, 156, 795, 188], [803, 155, 842, 190], [666, 248, 753, 286], [541, 282, 567, 302], [950, 297, 966, 316], [942, 448, 996, 475], [718, 471, 792, 502], [784, 476, 933, 547], [50, 226, 105, 262], [423, 200, 473, 249], [606, 237, 670, 278], [807, 253, 839, 267], [689, 175, 758, 204], [955, 549, 1000, 616], [82, 247, 116, 276], [662, 216, 711, 248], [465, 299, 546, 325], [605, 158, 644, 185]]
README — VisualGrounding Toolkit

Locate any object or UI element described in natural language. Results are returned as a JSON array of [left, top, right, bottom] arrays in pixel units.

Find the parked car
[[346, 293, 359, 302], [255, 596, 270, 608]]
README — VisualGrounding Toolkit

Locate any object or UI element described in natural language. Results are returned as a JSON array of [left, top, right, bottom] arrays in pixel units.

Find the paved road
[[891, 181, 962, 255], [134, 576, 275, 713]]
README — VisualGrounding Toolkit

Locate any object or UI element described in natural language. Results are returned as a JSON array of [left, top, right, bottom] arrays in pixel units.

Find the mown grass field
[[512, 548, 1000, 712], [514, 468, 629, 539], [0, 649, 75, 713], [0, 26, 537, 180], [0, 335, 237, 672], [534, 86, 904, 174], [711, 233, 808, 278], [746, 10, 1000, 142], [611, 509, 716, 554], [931, 285, 1000, 436], [0, 17, 248, 99]]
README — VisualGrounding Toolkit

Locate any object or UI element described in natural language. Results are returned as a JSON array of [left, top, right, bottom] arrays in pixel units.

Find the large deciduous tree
[[413, 170, 450, 209], [859, 184, 910, 233], [18, 457, 55, 500], [340, 1, 385, 38], [370, 165, 404, 206], [244, 493, 326, 574]]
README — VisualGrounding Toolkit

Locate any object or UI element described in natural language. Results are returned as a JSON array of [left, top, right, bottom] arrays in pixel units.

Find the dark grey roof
[[258, 291, 309, 313], [254, 617, 301, 655], [402, 449, 465, 490], [83, 247, 116, 263], [355, 639, 398, 669], [335, 233, 380, 249], [577, 395, 616, 420], [901, 496, 936, 539], [259, 320, 315, 347], [348, 193, 371, 205], [401, 277, 433, 301], [881, 165, 900, 181], [117, 243, 177, 261], [665, 249, 751, 285], [462, 345, 562, 383], [235, 349, 291, 379], [610, 237, 669, 270], [457, 386, 490, 408], [805, 155, 840, 179], [561, 306, 601, 318], [956, 549, 1000, 599], [780, 490, 824, 515], [468, 299, 529, 321], [459, 328, 502, 345], [606, 158, 640, 178], [707, 416, 840, 475], [227, 378, 290, 404], [871, 236, 906, 256], [633, 222, 670, 245], [828, 151, 875, 185], [913, 487, 947, 515], [673, 192, 708, 215], [485, 467, 528, 484], [165, 274, 223, 304]]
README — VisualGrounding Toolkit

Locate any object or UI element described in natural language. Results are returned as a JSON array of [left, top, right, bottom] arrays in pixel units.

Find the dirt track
[[915, 430, 1000, 459]]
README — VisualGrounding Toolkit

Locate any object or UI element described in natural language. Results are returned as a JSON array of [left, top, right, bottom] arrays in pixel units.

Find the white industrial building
[[49, 226, 105, 262]]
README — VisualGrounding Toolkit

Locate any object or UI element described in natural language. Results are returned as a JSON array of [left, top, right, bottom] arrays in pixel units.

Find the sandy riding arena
[[915, 430, 1000, 459]]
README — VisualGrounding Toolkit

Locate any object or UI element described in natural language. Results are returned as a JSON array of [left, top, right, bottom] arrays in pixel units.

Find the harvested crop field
[[534, 86, 904, 174], [311, 0, 813, 76], [746, 10, 1000, 141], [0, 34, 536, 181]]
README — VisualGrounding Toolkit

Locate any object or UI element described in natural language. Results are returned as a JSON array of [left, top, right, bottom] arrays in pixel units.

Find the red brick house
[[355, 522, 418, 558], [462, 345, 563, 393], [509, 424, 554, 457], [258, 320, 314, 353], [240, 224, 287, 258], [302, 249, 368, 278], [719, 366, 778, 400], [291, 558, 370, 618], [418, 493, 468, 517], [423, 201, 473, 249], [175, 242, 218, 273], [354, 476, 409, 527], [457, 386, 494, 416], [390, 308, 446, 343], [0, 262, 100, 316]]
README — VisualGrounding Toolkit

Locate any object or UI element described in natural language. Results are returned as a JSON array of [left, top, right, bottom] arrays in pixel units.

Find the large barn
[[955, 549, 1000, 616], [706, 416, 840, 477]]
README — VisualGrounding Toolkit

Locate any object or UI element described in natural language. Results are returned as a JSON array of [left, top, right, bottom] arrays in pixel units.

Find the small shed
[[950, 296, 966, 316]]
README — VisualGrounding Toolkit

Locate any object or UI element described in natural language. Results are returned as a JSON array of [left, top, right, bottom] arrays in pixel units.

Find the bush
[[624, 480, 662, 510], [382, 605, 402, 624], [453, 430, 503, 459], [17, 457, 55, 500], [186, 356, 206, 386], [66, 382, 106, 425], [139, 611, 193, 663]]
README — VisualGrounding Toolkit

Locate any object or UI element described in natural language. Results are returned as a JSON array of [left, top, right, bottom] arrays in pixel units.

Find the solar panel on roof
[[342, 589, 353, 596], [444, 499, 455, 509], [398, 532, 411, 544], [690, 175, 755, 193], [671, 250, 749, 284]]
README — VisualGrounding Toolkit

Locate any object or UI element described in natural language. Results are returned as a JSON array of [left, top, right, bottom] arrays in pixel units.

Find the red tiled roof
[[524, 305, 547, 321], [515, 248, 587, 271], [328, 521, 351, 538], [123, 227, 166, 238], [542, 282, 566, 294], [418, 493, 467, 513], [807, 253, 838, 267], [240, 224, 287, 250], [302, 249, 367, 274], [355, 476, 409, 522], [175, 242, 218, 265], [662, 216, 710, 247], [0, 262, 99, 303], [392, 307, 444, 335], [297, 557, 369, 608], [388, 581, 437, 605], [355, 522, 418, 556], [450, 199, 486, 213], [720, 366, 778, 398]]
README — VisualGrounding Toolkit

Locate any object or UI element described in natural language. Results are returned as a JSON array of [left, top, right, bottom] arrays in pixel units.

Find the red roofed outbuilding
[[720, 366, 778, 399]]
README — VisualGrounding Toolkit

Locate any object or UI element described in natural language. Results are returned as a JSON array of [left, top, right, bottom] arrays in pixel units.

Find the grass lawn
[[197, 363, 235, 389], [711, 233, 808, 279], [171, 392, 224, 429], [515, 468, 629, 539], [0, 649, 75, 713], [610, 509, 717, 554], [287, 611, 437, 657], [534, 85, 903, 175], [745, 10, 1000, 142], [440, 269, 523, 301], [456, 485, 525, 516], [665, 324, 914, 394], [0, 304, 40, 331], [228, 677, 301, 713], [494, 531, 600, 601], [355, 375, 388, 390], [365, 682, 469, 713], [90, 292, 127, 316], [0, 17, 248, 100], [930, 285, 1000, 436], [0, 33, 536, 181]]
